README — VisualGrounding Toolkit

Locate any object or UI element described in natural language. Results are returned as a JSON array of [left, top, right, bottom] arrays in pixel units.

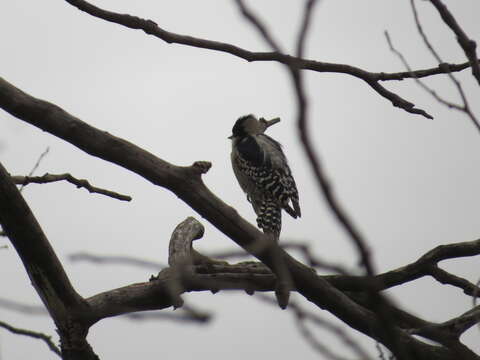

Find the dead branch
[[19, 146, 50, 192], [12, 173, 132, 201], [0, 160, 98, 360], [59, 0, 468, 119], [0, 76, 472, 359], [327, 239, 480, 295], [428, 0, 480, 85], [296, 0, 319, 58], [406, 0, 480, 131], [0, 320, 61, 357]]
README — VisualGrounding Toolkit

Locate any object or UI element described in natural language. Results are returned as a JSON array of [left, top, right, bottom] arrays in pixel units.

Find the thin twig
[[233, 0, 282, 53], [0, 320, 61, 357], [69, 252, 164, 269], [19, 146, 50, 192], [385, 31, 462, 110], [256, 294, 372, 360], [209, 242, 351, 275], [0, 298, 47, 315], [12, 173, 132, 201], [294, 317, 351, 360], [408, 0, 480, 131], [296, 0, 319, 58]]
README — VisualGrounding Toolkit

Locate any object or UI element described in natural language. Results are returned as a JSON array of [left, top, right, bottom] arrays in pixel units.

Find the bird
[[229, 114, 301, 238]]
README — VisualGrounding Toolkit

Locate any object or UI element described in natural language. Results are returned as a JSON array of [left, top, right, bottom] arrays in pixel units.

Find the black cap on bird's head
[[228, 114, 261, 139]]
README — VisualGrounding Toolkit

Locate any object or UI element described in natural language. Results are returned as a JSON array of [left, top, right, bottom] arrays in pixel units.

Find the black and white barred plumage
[[229, 115, 301, 237]]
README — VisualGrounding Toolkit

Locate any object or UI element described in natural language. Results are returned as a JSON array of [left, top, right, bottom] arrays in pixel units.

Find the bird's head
[[228, 114, 262, 140]]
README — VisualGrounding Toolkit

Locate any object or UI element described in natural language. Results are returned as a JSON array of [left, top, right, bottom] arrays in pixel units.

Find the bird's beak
[[228, 135, 234, 140]]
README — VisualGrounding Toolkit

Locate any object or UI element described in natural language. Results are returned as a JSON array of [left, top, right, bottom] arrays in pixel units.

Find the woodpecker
[[229, 115, 301, 238]]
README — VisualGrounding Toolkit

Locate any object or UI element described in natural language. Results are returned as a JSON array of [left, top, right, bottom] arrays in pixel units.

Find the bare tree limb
[[68, 240, 349, 275], [405, 0, 480, 131], [12, 173, 132, 201], [377, 61, 474, 81], [70, 238, 480, 299], [0, 296, 210, 325], [233, 0, 282, 52], [328, 239, 480, 295], [428, 0, 480, 85], [427, 266, 480, 296], [0, 76, 470, 359], [61, 0, 445, 119], [296, 0, 319, 58], [0, 320, 61, 357], [0, 160, 98, 360]]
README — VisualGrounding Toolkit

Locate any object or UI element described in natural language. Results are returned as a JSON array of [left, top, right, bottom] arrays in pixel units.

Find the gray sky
[[1, 1, 480, 359]]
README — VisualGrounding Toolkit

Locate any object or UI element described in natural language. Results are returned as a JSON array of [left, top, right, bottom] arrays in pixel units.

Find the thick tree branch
[[12, 173, 132, 201], [428, 0, 480, 85], [0, 161, 98, 359], [0, 77, 470, 359]]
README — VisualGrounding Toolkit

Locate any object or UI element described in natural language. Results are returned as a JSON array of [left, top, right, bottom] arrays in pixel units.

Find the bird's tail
[[257, 198, 282, 238], [283, 197, 301, 219]]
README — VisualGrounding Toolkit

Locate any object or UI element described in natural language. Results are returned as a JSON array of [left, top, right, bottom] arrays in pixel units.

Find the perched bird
[[229, 114, 301, 238]]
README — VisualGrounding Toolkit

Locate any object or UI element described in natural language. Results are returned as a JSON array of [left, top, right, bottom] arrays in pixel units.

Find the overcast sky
[[1, 1, 480, 359]]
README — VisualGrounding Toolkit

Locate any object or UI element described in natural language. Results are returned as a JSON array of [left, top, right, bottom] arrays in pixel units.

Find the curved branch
[[328, 239, 480, 294], [60, 0, 480, 119]]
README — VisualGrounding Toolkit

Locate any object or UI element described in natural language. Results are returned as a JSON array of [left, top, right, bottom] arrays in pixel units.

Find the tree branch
[[328, 239, 480, 295], [428, 0, 480, 85], [59, 0, 477, 119], [255, 294, 372, 360], [0, 320, 61, 357], [12, 173, 132, 201], [0, 160, 98, 359], [69, 253, 165, 269], [0, 76, 469, 359], [406, 0, 480, 131], [19, 146, 50, 192], [296, 0, 319, 58]]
